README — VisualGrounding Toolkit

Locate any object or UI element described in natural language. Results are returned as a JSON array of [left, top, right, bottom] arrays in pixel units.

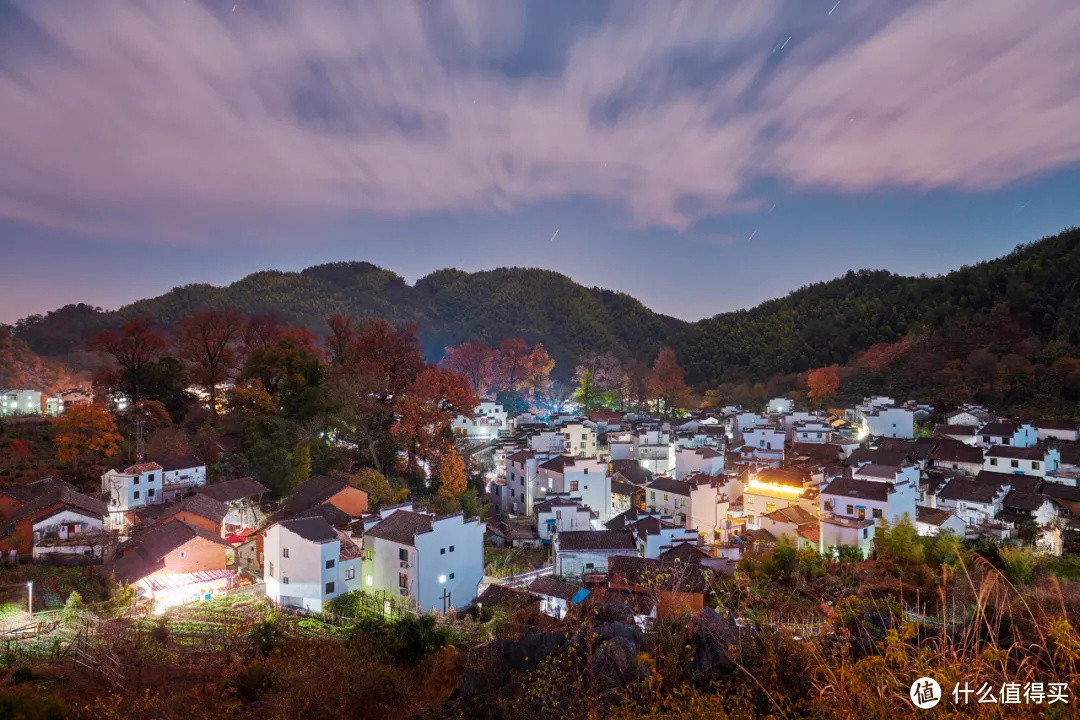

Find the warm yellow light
[[746, 477, 805, 497]]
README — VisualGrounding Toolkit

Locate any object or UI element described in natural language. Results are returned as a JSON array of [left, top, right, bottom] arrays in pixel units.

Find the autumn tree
[[436, 447, 468, 501], [55, 404, 122, 475], [392, 366, 476, 474], [806, 365, 841, 407], [441, 341, 497, 396], [494, 338, 555, 400], [175, 308, 245, 419], [86, 316, 167, 406], [648, 347, 690, 416], [324, 316, 426, 473], [347, 468, 407, 508]]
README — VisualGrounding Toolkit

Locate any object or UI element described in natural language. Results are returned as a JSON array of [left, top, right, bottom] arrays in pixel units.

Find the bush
[[7, 666, 32, 685], [248, 614, 286, 657], [0, 687, 65, 719], [226, 661, 274, 701], [998, 546, 1036, 585], [394, 615, 453, 666]]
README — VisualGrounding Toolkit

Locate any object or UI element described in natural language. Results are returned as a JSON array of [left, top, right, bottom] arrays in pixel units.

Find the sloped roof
[[1036, 420, 1080, 432], [790, 442, 843, 462], [1002, 490, 1050, 512], [848, 448, 909, 467], [475, 583, 535, 609], [153, 454, 205, 471], [754, 467, 810, 487], [646, 477, 691, 496], [157, 493, 227, 525], [985, 445, 1049, 461], [528, 576, 584, 601], [763, 504, 817, 526], [659, 542, 712, 565], [1, 476, 79, 503], [0, 483, 107, 537], [608, 554, 710, 593], [198, 477, 269, 502], [279, 516, 338, 543], [821, 476, 892, 502], [364, 509, 434, 547], [539, 455, 574, 473], [854, 463, 904, 480], [609, 459, 653, 486], [978, 421, 1019, 436], [929, 440, 984, 464], [274, 475, 351, 520], [974, 471, 1042, 493], [610, 480, 640, 497], [915, 505, 956, 526], [112, 519, 229, 585], [937, 477, 1007, 504], [557, 529, 636, 551]]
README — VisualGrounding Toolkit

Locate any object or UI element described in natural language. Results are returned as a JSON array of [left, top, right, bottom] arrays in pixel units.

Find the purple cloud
[[0, 0, 1077, 238]]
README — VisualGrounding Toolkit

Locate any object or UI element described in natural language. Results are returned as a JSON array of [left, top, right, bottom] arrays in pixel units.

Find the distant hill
[[8, 226, 1080, 386]]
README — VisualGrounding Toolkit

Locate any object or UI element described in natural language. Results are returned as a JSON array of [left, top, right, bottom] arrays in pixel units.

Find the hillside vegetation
[[9, 227, 1080, 387]]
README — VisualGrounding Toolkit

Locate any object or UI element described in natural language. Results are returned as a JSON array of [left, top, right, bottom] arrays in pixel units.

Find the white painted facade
[[743, 425, 786, 451], [767, 397, 794, 414], [673, 446, 725, 480], [984, 448, 1060, 478], [536, 501, 596, 542], [537, 456, 612, 522], [0, 389, 41, 416], [561, 422, 598, 457], [101, 464, 163, 525], [861, 406, 915, 439], [264, 522, 361, 613], [454, 400, 508, 442]]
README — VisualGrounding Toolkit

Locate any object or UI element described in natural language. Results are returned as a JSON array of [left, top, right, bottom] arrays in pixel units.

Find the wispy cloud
[[0, 0, 1077, 238]]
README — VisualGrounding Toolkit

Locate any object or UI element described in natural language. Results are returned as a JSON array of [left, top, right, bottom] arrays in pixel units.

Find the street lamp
[[27, 581, 32, 615]]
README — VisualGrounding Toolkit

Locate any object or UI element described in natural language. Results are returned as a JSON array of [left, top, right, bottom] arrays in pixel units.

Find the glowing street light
[[27, 581, 33, 615]]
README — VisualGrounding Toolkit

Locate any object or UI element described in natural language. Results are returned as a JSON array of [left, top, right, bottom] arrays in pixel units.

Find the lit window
[[365, 574, 372, 586]]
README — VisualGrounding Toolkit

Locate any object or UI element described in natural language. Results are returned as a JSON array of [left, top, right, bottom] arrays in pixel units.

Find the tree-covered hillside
[[9, 227, 1079, 386]]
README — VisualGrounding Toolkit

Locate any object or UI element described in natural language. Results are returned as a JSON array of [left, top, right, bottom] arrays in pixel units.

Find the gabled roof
[[157, 493, 227, 525], [658, 542, 712, 565], [978, 420, 1020, 437], [605, 507, 654, 531], [854, 463, 905, 480], [753, 467, 810, 487], [929, 440, 984, 464], [609, 459, 653, 486], [0, 483, 107, 537], [937, 477, 1008, 504], [556, 529, 636, 551], [278, 516, 338, 543], [153, 454, 205, 471], [763, 504, 817, 526], [1, 476, 80, 503], [628, 515, 680, 542], [915, 505, 956, 527], [533, 496, 589, 515], [1002, 490, 1050, 513], [848, 448, 909, 467], [475, 583, 535, 609], [1036, 419, 1080, 432], [123, 462, 163, 475], [1059, 444, 1080, 466], [364, 509, 433, 547], [608, 554, 710, 593], [539, 455, 574, 473], [528, 576, 584, 601], [198, 477, 269, 502], [112, 519, 229, 585], [274, 475, 352, 520], [789, 442, 843, 462], [934, 424, 976, 437], [985, 444, 1050, 461], [821, 476, 892, 502], [646, 477, 691, 496], [505, 449, 536, 464], [974, 471, 1042, 493], [610, 480, 640, 497]]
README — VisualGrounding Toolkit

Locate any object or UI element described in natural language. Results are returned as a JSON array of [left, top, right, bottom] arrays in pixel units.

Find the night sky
[[1, 0, 1078, 324]]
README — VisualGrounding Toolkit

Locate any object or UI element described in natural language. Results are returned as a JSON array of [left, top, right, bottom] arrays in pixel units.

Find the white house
[[627, 515, 700, 559], [983, 445, 1060, 477], [528, 576, 589, 619], [156, 455, 207, 502], [631, 429, 676, 475], [947, 405, 991, 427], [820, 466, 918, 527], [936, 477, 1011, 527], [561, 422, 599, 457], [976, 421, 1038, 448], [686, 473, 739, 542], [820, 514, 875, 557], [1035, 420, 1080, 443], [644, 477, 691, 523], [536, 455, 611, 522], [673, 445, 725, 480], [501, 449, 543, 516], [859, 405, 915, 440], [264, 516, 363, 613], [792, 421, 834, 444], [767, 397, 794, 414], [530, 430, 569, 454], [0, 389, 41, 416], [454, 400, 508, 442], [927, 440, 985, 476], [363, 504, 484, 612], [744, 425, 787, 451], [535, 497, 597, 542], [101, 462, 165, 526], [553, 529, 638, 579], [915, 506, 967, 537]]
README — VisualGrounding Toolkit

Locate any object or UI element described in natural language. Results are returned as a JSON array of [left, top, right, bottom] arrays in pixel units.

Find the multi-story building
[[0, 389, 41, 416], [536, 455, 611, 521], [264, 516, 363, 612], [363, 504, 484, 613], [453, 400, 508, 443]]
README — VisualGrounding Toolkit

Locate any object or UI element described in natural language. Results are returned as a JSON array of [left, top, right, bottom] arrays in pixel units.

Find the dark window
[[449, 545, 455, 552], [449, 572, 455, 580], [133, 476, 139, 485], [148, 473, 155, 482], [325, 582, 335, 594], [440, 548, 446, 555], [325, 559, 335, 569], [282, 548, 289, 558], [399, 548, 408, 562], [872, 508, 882, 519], [148, 488, 155, 497], [133, 491, 140, 499], [846, 505, 854, 515]]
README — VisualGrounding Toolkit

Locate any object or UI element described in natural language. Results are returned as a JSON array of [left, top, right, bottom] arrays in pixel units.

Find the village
[[1, 387, 1077, 632]]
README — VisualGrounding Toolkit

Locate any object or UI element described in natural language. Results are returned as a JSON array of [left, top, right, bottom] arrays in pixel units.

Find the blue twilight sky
[[0, 0, 1078, 324]]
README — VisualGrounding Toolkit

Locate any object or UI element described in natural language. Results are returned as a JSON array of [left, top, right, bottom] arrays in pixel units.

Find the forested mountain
[[8, 227, 1080, 386]]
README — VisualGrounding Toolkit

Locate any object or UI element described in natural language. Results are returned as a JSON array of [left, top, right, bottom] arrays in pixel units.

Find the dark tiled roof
[[978, 421, 1019, 437], [821, 476, 892, 502], [609, 460, 653, 486], [364, 510, 433, 547], [1059, 444, 1080, 466], [1002, 490, 1050, 512], [1036, 420, 1080, 432], [848, 448, 909, 467], [0, 483, 107, 537], [763, 505, 817, 526], [505, 449, 536, 464], [789, 442, 842, 462], [974, 471, 1042, 493], [539, 455, 574, 473], [658, 542, 712, 565], [605, 507, 653, 531], [854, 463, 904, 480], [646, 477, 691, 496], [608, 555, 710, 593], [274, 475, 350, 520], [915, 506, 956, 526], [934, 424, 976, 437], [985, 445, 1049, 461], [475, 584, 535, 609], [293, 502, 355, 527], [628, 515, 679, 542], [556, 529, 636, 551], [754, 468, 810, 487], [278, 516, 338, 543], [937, 478, 1007, 504], [929, 440, 984, 464], [1043, 483, 1080, 503], [528, 576, 583, 601], [610, 480, 640, 497], [199, 477, 269, 502], [157, 493, 227, 525], [153, 454, 205, 471], [533, 497, 589, 515], [1, 476, 79, 503]]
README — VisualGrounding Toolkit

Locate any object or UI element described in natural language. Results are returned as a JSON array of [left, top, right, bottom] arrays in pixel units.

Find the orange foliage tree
[[87, 316, 167, 406], [441, 341, 497, 396], [648, 347, 690, 415], [55, 404, 122, 474], [806, 365, 841, 407], [392, 366, 477, 474], [436, 447, 468, 501]]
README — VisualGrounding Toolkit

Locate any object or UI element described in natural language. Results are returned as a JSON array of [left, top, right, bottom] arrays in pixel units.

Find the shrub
[[998, 546, 1036, 585], [394, 615, 452, 666], [7, 666, 32, 685], [249, 614, 286, 657]]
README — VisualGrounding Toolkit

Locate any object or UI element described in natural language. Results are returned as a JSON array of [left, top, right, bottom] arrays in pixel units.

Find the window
[[858, 508, 866, 520], [664, 494, 669, 501], [747, 496, 755, 505], [269, 562, 274, 577], [1010, 459, 1020, 469], [283, 577, 290, 585], [325, 582, 335, 594], [449, 572, 455, 580], [399, 548, 408, 562], [133, 476, 139, 485], [570, 481, 579, 492], [650, 491, 656, 500], [824, 500, 833, 512], [398, 573, 408, 588], [1033, 461, 1041, 470], [149, 473, 155, 482], [862, 528, 868, 539], [148, 488, 155, 497], [325, 559, 335, 569], [990, 458, 998, 466], [440, 547, 446, 555], [765, 502, 776, 513], [345, 568, 355, 581], [846, 505, 854, 515], [282, 548, 290, 558], [449, 545, 455, 552], [179, 550, 186, 558], [872, 508, 882, 519]]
